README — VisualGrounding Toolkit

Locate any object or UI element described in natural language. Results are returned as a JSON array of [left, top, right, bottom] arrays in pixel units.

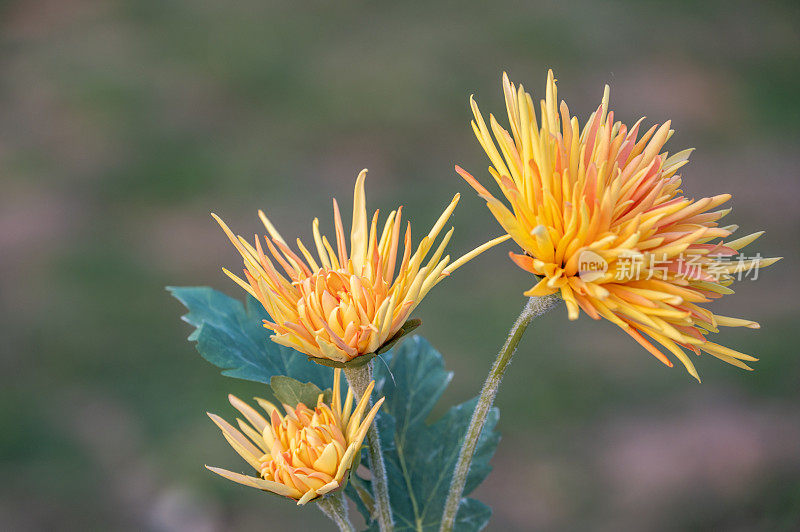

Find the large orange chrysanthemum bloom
[[207, 368, 383, 505], [213, 170, 507, 364], [458, 70, 779, 380]]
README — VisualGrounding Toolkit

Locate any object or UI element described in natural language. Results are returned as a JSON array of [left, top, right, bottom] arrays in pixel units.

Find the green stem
[[440, 294, 559, 532], [317, 493, 355, 532], [344, 362, 394, 532]]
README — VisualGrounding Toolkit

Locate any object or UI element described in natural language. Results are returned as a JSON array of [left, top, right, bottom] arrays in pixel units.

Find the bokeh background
[[2, 1, 799, 530]]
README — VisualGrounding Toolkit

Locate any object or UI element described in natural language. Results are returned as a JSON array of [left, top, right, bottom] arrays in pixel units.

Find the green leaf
[[356, 336, 500, 532], [168, 286, 333, 389], [270, 376, 331, 407]]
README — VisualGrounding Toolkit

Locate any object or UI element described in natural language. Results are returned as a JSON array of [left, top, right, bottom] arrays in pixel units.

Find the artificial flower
[[458, 70, 779, 380], [207, 368, 383, 504], [214, 170, 507, 363]]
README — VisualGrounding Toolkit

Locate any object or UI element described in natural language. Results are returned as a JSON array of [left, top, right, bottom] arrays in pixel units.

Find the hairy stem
[[344, 362, 393, 532], [317, 493, 355, 532], [440, 294, 560, 532]]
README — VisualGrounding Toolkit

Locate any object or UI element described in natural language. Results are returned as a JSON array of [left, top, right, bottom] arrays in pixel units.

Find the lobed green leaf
[[359, 337, 500, 532], [168, 286, 333, 389]]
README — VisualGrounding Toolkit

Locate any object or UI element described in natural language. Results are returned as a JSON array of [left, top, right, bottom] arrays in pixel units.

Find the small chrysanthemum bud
[[206, 369, 383, 505]]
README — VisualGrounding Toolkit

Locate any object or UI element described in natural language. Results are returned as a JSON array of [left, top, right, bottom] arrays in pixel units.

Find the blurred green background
[[2, 1, 799, 530]]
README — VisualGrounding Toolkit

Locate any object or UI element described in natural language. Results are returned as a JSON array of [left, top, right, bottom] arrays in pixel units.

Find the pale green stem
[[317, 492, 355, 532], [344, 362, 393, 532], [440, 294, 560, 532]]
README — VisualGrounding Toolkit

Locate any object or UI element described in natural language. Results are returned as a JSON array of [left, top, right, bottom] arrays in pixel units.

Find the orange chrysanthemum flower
[[458, 70, 780, 380], [214, 170, 507, 364], [206, 368, 383, 505]]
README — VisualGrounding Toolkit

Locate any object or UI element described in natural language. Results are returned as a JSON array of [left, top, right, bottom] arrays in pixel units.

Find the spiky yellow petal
[[215, 170, 506, 362], [460, 70, 779, 378]]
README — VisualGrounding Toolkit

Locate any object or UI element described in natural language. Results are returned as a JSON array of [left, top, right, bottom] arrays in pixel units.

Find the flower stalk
[[317, 493, 355, 532], [440, 293, 560, 532], [344, 362, 393, 532]]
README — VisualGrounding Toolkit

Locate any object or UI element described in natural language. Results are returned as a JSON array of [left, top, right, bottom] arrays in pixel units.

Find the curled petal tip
[[531, 225, 547, 237]]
